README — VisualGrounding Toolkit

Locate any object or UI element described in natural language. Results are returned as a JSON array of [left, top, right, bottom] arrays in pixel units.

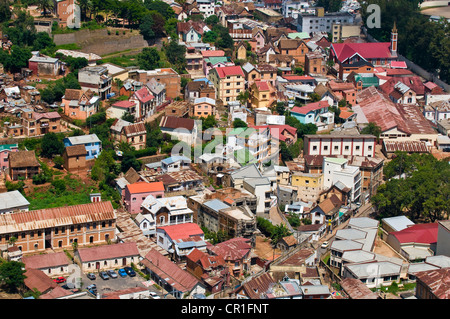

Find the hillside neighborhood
[[0, 0, 448, 301]]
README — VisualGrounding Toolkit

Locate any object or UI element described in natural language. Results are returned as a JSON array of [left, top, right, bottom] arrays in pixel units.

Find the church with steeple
[[329, 23, 400, 77]]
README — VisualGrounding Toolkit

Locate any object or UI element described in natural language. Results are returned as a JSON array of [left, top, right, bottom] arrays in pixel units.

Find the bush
[[53, 155, 64, 169]]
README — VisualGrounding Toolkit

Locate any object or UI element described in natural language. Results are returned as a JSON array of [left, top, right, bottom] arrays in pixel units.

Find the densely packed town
[[0, 0, 448, 301]]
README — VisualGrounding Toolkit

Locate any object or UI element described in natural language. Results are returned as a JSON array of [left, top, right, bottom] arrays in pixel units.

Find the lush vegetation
[[0, 260, 27, 293], [257, 217, 292, 245], [371, 152, 450, 222], [361, 0, 450, 83]]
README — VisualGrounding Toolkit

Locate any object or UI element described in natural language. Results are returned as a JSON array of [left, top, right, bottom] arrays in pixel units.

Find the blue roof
[[204, 199, 230, 212], [161, 155, 191, 165]]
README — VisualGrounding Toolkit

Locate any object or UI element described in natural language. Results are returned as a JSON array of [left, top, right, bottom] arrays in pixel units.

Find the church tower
[[390, 22, 398, 57]]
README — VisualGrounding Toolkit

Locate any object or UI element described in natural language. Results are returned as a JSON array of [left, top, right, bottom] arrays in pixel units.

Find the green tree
[[121, 152, 141, 172], [0, 261, 27, 293], [0, 0, 11, 23], [2, 45, 32, 73], [360, 122, 382, 140], [137, 47, 162, 70], [121, 112, 135, 123], [164, 40, 186, 73], [36, 0, 54, 16], [204, 14, 219, 26], [33, 31, 55, 51], [202, 30, 218, 44], [232, 118, 248, 128], [202, 115, 217, 130], [41, 132, 64, 158]]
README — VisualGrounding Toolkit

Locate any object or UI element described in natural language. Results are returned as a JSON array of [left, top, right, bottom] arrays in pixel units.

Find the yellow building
[[236, 42, 247, 61], [250, 80, 276, 109], [208, 65, 245, 103], [291, 172, 323, 203]]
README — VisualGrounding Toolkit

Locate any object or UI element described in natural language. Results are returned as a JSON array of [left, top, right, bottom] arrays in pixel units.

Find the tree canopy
[[372, 152, 450, 223]]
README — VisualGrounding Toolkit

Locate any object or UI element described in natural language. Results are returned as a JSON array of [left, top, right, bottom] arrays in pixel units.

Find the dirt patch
[[0, 291, 21, 299], [253, 235, 283, 261]]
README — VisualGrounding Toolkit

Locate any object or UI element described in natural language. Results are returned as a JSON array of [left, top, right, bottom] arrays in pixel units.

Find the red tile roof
[[415, 268, 450, 299], [160, 116, 195, 131], [23, 252, 69, 270], [390, 223, 439, 244], [379, 76, 425, 96], [291, 101, 329, 115], [201, 50, 225, 58], [142, 248, 199, 293], [390, 61, 407, 69], [209, 237, 251, 261], [157, 223, 203, 241], [133, 87, 154, 103], [126, 181, 165, 194], [77, 242, 140, 262], [112, 100, 135, 108], [254, 80, 270, 91], [331, 42, 393, 62], [214, 66, 244, 78]]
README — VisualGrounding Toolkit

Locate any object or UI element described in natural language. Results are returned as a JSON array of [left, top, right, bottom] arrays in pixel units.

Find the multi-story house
[[290, 100, 334, 131], [20, 110, 62, 137], [303, 134, 377, 157], [138, 195, 194, 237], [192, 97, 216, 119], [128, 68, 181, 100], [145, 78, 166, 110], [62, 89, 100, 121], [129, 86, 155, 122], [305, 51, 327, 77], [196, 0, 215, 17], [277, 39, 310, 65], [203, 56, 235, 78], [257, 64, 278, 87], [0, 144, 18, 171], [185, 48, 204, 79], [124, 181, 165, 214], [53, 0, 81, 28], [8, 150, 41, 181], [78, 66, 112, 100], [226, 126, 272, 165], [249, 80, 276, 109], [118, 122, 147, 151], [291, 172, 324, 203], [208, 66, 245, 103], [323, 157, 362, 203], [63, 134, 102, 160], [0, 201, 116, 254], [297, 8, 354, 33]]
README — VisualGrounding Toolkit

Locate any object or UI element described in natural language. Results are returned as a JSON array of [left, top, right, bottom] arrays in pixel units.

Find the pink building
[[124, 181, 165, 214], [0, 144, 19, 171]]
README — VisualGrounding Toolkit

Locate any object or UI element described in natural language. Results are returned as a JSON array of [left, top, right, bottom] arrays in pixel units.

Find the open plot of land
[[421, 6, 450, 18]]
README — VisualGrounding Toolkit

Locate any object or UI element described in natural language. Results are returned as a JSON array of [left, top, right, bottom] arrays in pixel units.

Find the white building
[[297, 10, 355, 33], [243, 177, 275, 215], [139, 195, 194, 237], [284, 84, 315, 103], [161, 155, 191, 173], [282, 0, 312, 19], [196, 0, 215, 17], [323, 157, 361, 203], [78, 66, 112, 100], [303, 134, 377, 157], [0, 190, 30, 214]]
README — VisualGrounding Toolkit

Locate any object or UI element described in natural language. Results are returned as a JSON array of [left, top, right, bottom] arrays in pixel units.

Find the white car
[[321, 241, 329, 249], [149, 291, 161, 299]]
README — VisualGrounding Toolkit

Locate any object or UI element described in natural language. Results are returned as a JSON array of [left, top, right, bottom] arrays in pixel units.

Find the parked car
[[118, 268, 127, 277], [53, 277, 66, 283], [149, 291, 160, 299], [87, 273, 96, 280], [321, 241, 329, 249], [99, 271, 109, 280], [124, 266, 136, 277], [86, 284, 97, 295], [107, 270, 118, 279]]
